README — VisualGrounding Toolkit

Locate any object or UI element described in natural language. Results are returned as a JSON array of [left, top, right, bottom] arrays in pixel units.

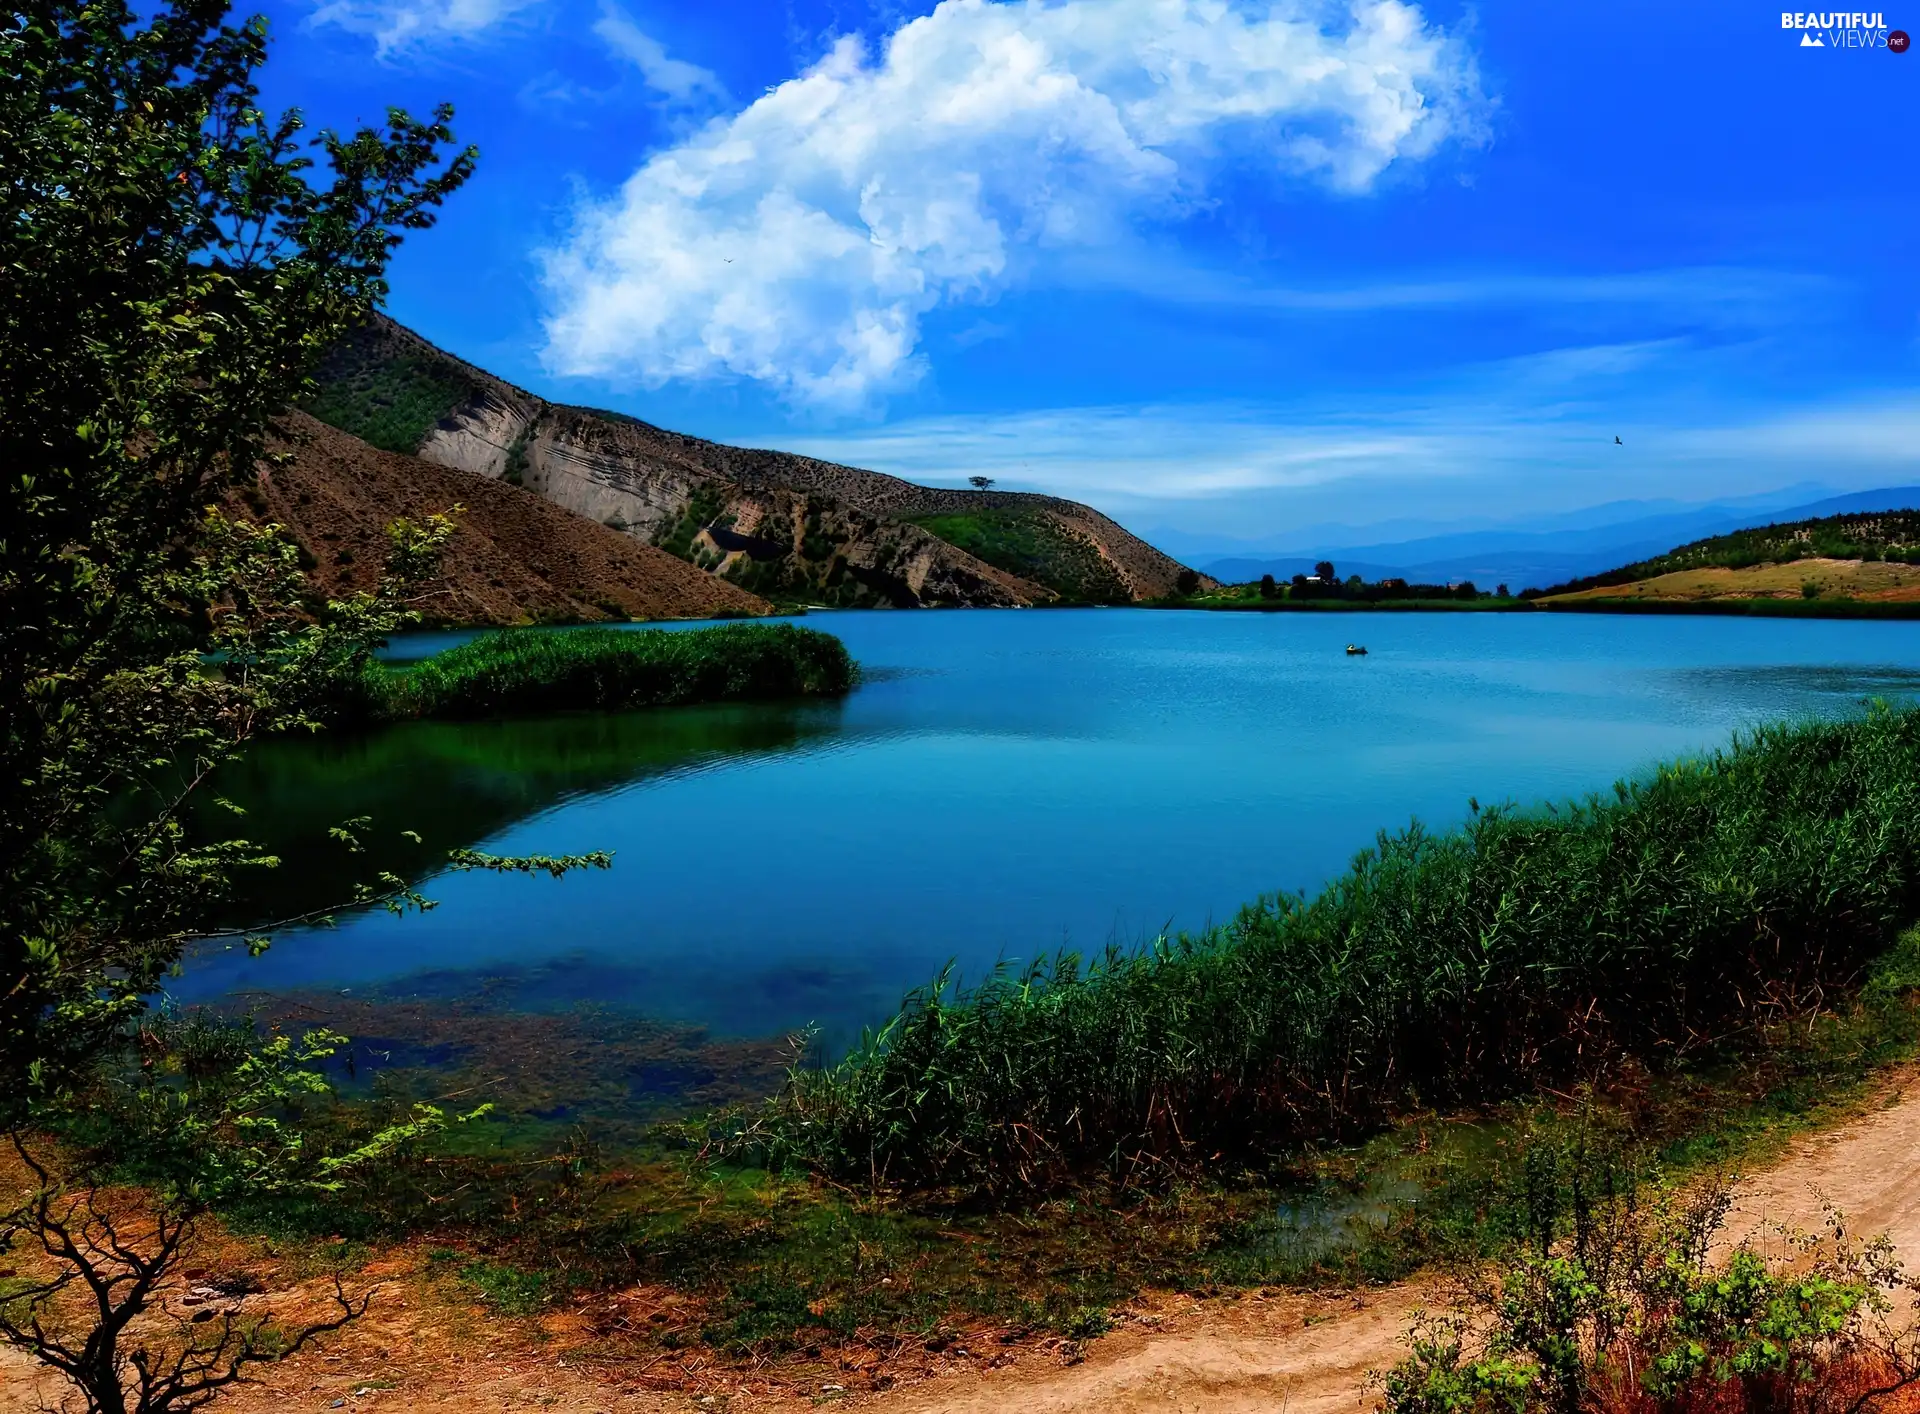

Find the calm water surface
[[180, 609, 1920, 1046]]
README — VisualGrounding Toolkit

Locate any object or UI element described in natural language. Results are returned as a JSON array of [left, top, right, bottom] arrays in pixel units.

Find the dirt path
[[877, 1287, 1426, 1414], [8, 1077, 1920, 1414], [1725, 1083, 1920, 1259]]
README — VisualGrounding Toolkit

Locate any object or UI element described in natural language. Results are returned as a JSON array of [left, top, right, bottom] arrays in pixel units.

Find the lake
[[179, 609, 1920, 1057]]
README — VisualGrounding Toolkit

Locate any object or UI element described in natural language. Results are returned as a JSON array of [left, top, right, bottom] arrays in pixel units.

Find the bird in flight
[[1614, 435, 1623, 445]]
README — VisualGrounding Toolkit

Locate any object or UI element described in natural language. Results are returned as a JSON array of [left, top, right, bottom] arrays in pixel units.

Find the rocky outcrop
[[308, 317, 1206, 607], [250, 411, 771, 626]]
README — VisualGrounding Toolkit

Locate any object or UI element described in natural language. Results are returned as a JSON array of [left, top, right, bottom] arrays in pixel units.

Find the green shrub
[[763, 707, 1920, 1193], [1376, 1157, 1915, 1414], [906, 509, 1132, 604], [654, 485, 731, 562], [387, 623, 854, 719], [305, 347, 470, 455]]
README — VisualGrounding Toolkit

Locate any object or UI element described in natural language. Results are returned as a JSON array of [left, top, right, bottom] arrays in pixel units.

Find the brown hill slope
[[307, 317, 1204, 607], [249, 411, 771, 626]]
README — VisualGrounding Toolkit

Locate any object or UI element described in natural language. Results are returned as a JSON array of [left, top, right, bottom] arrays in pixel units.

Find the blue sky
[[255, 0, 1919, 546]]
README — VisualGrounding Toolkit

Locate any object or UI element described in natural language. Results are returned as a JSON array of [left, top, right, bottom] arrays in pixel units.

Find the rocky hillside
[[307, 317, 1204, 608], [247, 411, 771, 626]]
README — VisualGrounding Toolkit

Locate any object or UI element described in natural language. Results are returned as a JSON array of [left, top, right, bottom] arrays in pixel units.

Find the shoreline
[[1149, 596, 1920, 620], [396, 596, 1920, 630], [1533, 596, 1920, 620]]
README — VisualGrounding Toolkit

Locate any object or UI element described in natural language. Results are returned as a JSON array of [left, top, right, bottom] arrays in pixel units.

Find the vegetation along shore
[[755, 706, 1920, 1193], [349, 622, 855, 722], [169, 707, 1920, 1393]]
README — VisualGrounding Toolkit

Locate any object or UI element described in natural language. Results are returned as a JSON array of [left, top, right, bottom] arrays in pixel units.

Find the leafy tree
[[968, 475, 995, 490], [1314, 560, 1337, 583], [1, 0, 479, 1103], [0, 3, 602, 1408], [1174, 569, 1200, 596], [1259, 573, 1277, 599], [1496, 583, 1509, 599]]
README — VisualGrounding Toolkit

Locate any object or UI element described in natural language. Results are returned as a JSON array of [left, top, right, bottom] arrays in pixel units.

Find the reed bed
[[385, 623, 854, 718], [768, 706, 1920, 1194]]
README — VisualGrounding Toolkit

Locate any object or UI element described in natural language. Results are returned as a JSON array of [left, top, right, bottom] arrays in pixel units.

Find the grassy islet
[[377, 622, 854, 720]]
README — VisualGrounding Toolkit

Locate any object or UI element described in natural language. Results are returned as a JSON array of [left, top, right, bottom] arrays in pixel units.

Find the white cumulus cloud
[[310, 0, 537, 56], [540, 0, 1488, 412]]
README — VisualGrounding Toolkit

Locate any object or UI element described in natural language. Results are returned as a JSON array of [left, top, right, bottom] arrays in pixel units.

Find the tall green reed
[[765, 706, 1920, 1194], [385, 623, 854, 718]]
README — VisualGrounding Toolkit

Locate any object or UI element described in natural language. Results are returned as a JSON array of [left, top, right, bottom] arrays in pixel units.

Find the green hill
[[1535, 509, 1920, 598], [903, 508, 1133, 604]]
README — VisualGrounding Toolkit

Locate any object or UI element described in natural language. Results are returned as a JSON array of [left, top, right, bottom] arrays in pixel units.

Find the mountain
[[248, 411, 771, 625], [306, 318, 1203, 608], [1143, 486, 1839, 568], [1762, 487, 1920, 521], [1199, 487, 1920, 591]]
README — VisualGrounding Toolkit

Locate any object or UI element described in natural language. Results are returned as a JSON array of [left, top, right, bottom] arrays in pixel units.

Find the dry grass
[[1545, 558, 1920, 604]]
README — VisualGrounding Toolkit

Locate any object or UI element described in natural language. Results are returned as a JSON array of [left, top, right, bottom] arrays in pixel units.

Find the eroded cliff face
[[246, 412, 771, 626], [410, 400, 1042, 608], [312, 317, 1206, 608]]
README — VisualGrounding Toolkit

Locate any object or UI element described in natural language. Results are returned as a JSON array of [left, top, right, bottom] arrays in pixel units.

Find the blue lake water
[[180, 609, 1920, 1048]]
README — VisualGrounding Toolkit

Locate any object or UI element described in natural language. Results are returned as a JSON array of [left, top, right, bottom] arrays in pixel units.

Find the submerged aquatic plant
[[765, 706, 1920, 1194]]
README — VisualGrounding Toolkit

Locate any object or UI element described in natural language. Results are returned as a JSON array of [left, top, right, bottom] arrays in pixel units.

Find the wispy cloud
[[592, 5, 727, 105], [309, 0, 538, 57], [1060, 259, 1837, 327], [772, 354, 1920, 534], [540, 0, 1489, 412], [950, 320, 1012, 349], [783, 402, 1483, 503], [1674, 400, 1920, 466]]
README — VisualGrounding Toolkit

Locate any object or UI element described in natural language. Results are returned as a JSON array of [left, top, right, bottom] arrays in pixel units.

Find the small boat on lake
[[1346, 644, 1369, 656]]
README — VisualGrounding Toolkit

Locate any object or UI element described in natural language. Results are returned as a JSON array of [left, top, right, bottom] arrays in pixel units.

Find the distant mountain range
[[1194, 487, 1920, 590]]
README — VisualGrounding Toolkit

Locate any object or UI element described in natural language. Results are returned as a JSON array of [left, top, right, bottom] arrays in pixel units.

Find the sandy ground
[[1546, 557, 1920, 604], [1724, 1083, 1920, 1260], [8, 1076, 1920, 1414]]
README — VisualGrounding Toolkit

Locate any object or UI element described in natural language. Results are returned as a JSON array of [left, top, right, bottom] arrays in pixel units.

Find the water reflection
[[194, 699, 848, 929]]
